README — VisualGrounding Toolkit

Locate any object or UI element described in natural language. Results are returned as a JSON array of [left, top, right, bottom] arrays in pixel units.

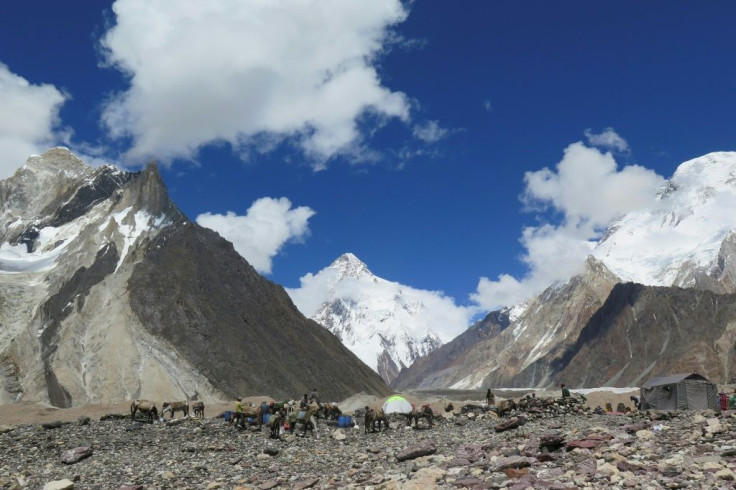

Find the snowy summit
[[287, 252, 469, 384], [593, 152, 736, 288]]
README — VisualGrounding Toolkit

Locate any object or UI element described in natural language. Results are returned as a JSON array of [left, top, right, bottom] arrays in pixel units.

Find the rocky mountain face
[[395, 152, 736, 389], [288, 253, 444, 384], [0, 148, 389, 407]]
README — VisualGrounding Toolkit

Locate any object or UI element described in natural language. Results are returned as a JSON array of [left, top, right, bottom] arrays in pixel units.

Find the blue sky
[[1, 1, 735, 327]]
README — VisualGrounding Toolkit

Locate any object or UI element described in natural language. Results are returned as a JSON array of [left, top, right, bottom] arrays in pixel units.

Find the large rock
[[60, 446, 92, 464], [396, 440, 437, 462]]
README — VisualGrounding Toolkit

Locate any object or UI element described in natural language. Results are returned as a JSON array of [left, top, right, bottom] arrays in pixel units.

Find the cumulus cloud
[[287, 259, 476, 342], [0, 63, 68, 178], [99, 0, 411, 167], [412, 120, 448, 143], [196, 197, 315, 274], [471, 137, 665, 311], [584, 127, 630, 153]]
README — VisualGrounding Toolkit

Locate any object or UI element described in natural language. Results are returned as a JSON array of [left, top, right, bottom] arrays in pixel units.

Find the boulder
[[43, 480, 74, 490], [396, 440, 437, 462], [60, 446, 93, 464]]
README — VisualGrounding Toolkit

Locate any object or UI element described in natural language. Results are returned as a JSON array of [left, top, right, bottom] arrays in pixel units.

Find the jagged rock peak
[[119, 160, 182, 220], [329, 252, 373, 279]]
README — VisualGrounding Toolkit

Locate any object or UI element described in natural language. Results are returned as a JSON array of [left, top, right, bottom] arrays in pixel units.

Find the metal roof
[[641, 372, 711, 388]]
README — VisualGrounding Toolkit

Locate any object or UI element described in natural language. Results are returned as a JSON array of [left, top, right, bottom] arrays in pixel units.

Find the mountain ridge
[[0, 148, 390, 406], [395, 151, 736, 390]]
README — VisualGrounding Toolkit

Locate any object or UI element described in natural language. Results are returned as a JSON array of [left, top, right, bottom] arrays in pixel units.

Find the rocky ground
[[1, 394, 736, 489]]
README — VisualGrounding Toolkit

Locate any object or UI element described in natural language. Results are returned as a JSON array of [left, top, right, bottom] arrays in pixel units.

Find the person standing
[[630, 395, 642, 410], [309, 387, 321, 406], [561, 384, 571, 398], [233, 397, 244, 427], [486, 388, 494, 405]]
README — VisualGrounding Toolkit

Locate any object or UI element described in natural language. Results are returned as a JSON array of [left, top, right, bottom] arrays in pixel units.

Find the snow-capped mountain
[[593, 151, 736, 291], [288, 253, 447, 383], [0, 148, 389, 407], [395, 152, 736, 390]]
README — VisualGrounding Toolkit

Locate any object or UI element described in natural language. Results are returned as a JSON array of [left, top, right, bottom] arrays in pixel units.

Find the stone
[[453, 477, 492, 489], [292, 477, 320, 489], [635, 429, 655, 440], [539, 433, 565, 452], [42, 421, 64, 430], [396, 440, 437, 462], [43, 480, 74, 490], [494, 417, 520, 432], [491, 456, 536, 472], [402, 467, 446, 490], [566, 439, 597, 449], [715, 468, 736, 480], [60, 446, 93, 464], [77, 416, 91, 426]]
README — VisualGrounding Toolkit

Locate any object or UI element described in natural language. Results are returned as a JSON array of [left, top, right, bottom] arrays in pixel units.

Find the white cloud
[[196, 197, 315, 274], [471, 138, 665, 311], [0, 63, 68, 178], [100, 0, 411, 167], [412, 120, 448, 143], [584, 127, 630, 153]]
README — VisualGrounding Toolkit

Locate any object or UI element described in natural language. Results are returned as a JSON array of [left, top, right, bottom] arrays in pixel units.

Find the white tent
[[382, 395, 413, 414]]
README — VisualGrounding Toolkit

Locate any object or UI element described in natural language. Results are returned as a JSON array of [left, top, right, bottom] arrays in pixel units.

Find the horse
[[407, 405, 434, 429], [190, 401, 205, 419], [130, 399, 158, 422], [161, 401, 189, 419]]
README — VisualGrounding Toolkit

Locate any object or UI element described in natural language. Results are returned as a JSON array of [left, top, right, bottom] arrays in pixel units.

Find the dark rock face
[[48, 167, 137, 229], [549, 283, 736, 386], [395, 277, 736, 390], [391, 310, 509, 390], [129, 223, 391, 402]]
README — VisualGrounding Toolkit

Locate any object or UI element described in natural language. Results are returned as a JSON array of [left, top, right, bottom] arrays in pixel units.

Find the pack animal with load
[[406, 404, 434, 429], [161, 401, 189, 419], [191, 401, 205, 419], [130, 399, 158, 422]]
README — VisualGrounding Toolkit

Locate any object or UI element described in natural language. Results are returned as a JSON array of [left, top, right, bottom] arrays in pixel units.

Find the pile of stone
[[514, 394, 590, 419], [1, 406, 736, 489]]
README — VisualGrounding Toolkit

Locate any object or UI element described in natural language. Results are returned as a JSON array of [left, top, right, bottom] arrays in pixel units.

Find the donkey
[[372, 408, 389, 432], [320, 403, 342, 420], [130, 399, 158, 422], [407, 405, 434, 429], [161, 401, 189, 419], [288, 406, 318, 437], [493, 399, 517, 418], [190, 401, 205, 419], [268, 408, 286, 439]]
